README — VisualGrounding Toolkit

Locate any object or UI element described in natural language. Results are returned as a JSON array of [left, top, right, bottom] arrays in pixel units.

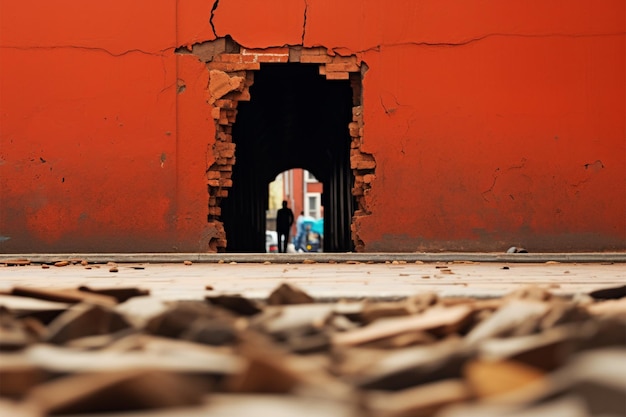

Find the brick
[[326, 62, 360, 73], [356, 160, 376, 170], [300, 47, 326, 56], [329, 55, 357, 64], [300, 54, 332, 64], [289, 47, 302, 62], [318, 65, 326, 75], [207, 171, 221, 180], [209, 70, 243, 103], [349, 122, 360, 137], [217, 132, 232, 142], [232, 88, 251, 101], [242, 47, 290, 63], [325, 71, 350, 80], [211, 107, 221, 119], [363, 174, 376, 183], [214, 53, 243, 63], [214, 99, 236, 109], [206, 62, 261, 72]]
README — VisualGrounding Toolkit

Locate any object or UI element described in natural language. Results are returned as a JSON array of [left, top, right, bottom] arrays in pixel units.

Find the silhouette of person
[[276, 200, 294, 253]]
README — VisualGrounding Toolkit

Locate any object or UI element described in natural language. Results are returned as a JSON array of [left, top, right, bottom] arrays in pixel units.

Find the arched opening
[[221, 63, 355, 252]]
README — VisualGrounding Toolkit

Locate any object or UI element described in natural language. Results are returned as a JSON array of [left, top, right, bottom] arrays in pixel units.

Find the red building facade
[[0, 1, 624, 253]]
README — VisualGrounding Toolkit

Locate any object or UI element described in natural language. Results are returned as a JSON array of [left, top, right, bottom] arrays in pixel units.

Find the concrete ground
[[1, 253, 624, 301]]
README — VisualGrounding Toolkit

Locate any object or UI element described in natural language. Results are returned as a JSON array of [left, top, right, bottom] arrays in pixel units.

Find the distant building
[[267, 169, 323, 238]]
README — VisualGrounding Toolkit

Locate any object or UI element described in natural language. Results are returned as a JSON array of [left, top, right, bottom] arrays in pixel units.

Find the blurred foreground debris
[[0, 282, 624, 416]]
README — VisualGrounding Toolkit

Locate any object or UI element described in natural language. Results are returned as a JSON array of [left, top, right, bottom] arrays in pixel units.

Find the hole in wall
[[194, 41, 375, 253], [222, 63, 354, 253]]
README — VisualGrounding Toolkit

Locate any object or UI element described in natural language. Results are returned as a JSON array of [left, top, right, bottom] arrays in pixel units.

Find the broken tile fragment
[[364, 378, 472, 417], [77, 286, 149, 303], [464, 359, 546, 398], [45, 303, 132, 345], [267, 283, 314, 305], [206, 294, 262, 316], [25, 370, 210, 415], [333, 305, 473, 348], [11, 287, 117, 307]]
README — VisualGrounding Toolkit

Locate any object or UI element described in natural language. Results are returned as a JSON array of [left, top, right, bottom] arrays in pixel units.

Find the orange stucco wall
[[1, 1, 624, 252]]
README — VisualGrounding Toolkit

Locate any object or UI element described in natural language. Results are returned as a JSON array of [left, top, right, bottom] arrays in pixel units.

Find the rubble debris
[[0, 282, 623, 417], [267, 283, 315, 305], [1, 259, 31, 266]]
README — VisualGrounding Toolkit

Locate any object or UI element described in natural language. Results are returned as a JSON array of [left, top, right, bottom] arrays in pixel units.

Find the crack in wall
[[0, 45, 174, 57], [347, 31, 625, 55], [209, 0, 220, 38], [482, 168, 501, 202], [301, 0, 308, 45], [481, 159, 528, 202]]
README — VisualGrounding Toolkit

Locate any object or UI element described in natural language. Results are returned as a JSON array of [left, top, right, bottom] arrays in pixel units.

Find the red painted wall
[[1, 0, 624, 252]]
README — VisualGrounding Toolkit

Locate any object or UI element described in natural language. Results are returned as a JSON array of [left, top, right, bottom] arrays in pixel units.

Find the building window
[[305, 170, 317, 183], [306, 193, 321, 218]]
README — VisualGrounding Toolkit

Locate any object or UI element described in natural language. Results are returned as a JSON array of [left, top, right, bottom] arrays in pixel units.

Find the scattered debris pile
[[0, 282, 624, 416]]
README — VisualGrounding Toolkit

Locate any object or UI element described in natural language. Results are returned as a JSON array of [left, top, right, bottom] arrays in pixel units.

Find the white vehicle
[[265, 231, 278, 253]]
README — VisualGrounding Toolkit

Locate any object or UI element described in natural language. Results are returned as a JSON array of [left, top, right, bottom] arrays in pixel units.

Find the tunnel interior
[[222, 63, 356, 253]]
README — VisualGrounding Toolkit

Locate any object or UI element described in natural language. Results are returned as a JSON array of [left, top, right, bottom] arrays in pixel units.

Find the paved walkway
[[1, 254, 624, 301]]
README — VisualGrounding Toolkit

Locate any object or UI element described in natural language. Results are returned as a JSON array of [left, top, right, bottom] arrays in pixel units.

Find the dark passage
[[222, 63, 355, 252]]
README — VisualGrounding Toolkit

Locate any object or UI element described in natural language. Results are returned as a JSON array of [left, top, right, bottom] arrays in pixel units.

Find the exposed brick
[[289, 47, 302, 62], [300, 47, 326, 56], [319, 65, 327, 75], [209, 71, 245, 103], [300, 55, 332, 64], [363, 174, 376, 183], [231, 88, 251, 101], [326, 62, 360, 73], [191, 38, 227, 62], [242, 47, 290, 63], [207, 171, 221, 180], [206, 62, 261, 72], [349, 122, 360, 137], [330, 55, 357, 64], [217, 132, 232, 142], [325, 71, 350, 80], [214, 99, 236, 109], [211, 107, 221, 120], [214, 54, 244, 63]]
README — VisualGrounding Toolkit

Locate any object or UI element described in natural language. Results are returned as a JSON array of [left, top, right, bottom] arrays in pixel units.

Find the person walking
[[276, 200, 294, 253], [294, 211, 305, 252]]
